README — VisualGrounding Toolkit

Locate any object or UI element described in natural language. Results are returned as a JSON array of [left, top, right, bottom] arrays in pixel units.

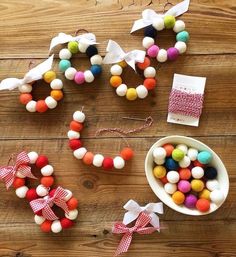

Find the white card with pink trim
[[167, 74, 206, 127]]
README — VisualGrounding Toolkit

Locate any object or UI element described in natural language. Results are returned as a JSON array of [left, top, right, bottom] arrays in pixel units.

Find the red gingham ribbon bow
[[112, 212, 157, 256], [30, 186, 69, 220], [0, 151, 37, 189]]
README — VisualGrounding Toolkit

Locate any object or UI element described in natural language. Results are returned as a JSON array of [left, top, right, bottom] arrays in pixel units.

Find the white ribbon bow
[[103, 40, 145, 71], [49, 32, 98, 52], [0, 55, 54, 91], [131, 0, 190, 33], [123, 199, 163, 231]]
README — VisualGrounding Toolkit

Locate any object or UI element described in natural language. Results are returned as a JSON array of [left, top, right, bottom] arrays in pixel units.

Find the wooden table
[[0, 0, 235, 256]]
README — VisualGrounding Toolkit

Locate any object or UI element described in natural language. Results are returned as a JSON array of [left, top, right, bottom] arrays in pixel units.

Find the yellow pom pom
[[153, 166, 166, 178], [118, 60, 127, 68], [199, 189, 211, 200], [43, 71, 56, 83], [126, 88, 137, 101], [191, 179, 204, 192]]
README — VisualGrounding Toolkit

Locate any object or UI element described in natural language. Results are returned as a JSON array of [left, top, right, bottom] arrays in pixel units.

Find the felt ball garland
[[19, 71, 64, 113], [67, 110, 134, 170], [142, 16, 189, 62], [109, 58, 157, 101], [59, 42, 102, 85]]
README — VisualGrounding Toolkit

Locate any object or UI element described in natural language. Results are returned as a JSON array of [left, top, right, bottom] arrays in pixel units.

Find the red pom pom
[[160, 176, 168, 184], [36, 155, 49, 168], [26, 188, 38, 201], [49, 188, 57, 197], [41, 220, 52, 232], [69, 139, 82, 150], [102, 157, 114, 170], [61, 218, 74, 229], [193, 160, 205, 168], [13, 178, 25, 189], [67, 197, 79, 210], [36, 210, 42, 216], [120, 147, 134, 161]]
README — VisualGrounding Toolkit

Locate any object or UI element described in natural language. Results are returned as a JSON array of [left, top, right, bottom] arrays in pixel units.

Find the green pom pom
[[59, 60, 71, 72], [68, 41, 79, 54], [172, 149, 185, 162], [164, 15, 176, 29], [176, 31, 190, 42]]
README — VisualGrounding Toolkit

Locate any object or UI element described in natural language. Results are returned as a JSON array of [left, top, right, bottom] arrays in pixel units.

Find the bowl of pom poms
[[145, 135, 229, 215]]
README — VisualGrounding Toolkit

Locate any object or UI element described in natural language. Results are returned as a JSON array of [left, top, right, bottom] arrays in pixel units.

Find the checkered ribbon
[[112, 212, 157, 256], [30, 186, 69, 220], [0, 151, 37, 189]]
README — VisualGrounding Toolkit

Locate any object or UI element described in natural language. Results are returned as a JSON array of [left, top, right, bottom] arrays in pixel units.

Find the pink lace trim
[[168, 89, 204, 118]]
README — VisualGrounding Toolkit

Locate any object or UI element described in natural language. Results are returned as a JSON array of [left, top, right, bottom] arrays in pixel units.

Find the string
[[74, 28, 89, 36], [163, 1, 174, 13]]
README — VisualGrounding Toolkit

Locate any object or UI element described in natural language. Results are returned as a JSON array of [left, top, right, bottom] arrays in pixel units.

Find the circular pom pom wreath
[[142, 16, 189, 63], [19, 71, 63, 113], [59, 40, 102, 85], [109, 57, 157, 101], [67, 110, 134, 170], [32, 187, 79, 233]]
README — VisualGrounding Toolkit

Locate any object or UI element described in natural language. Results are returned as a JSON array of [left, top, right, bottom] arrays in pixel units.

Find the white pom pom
[[191, 166, 204, 179], [59, 48, 72, 60], [173, 20, 185, 33], [164, 183, 177, 194], [36, 185, 49, 197], [116, 84, 127, 97], [67, 130, 80, 139], [176, 144, 188, 154], [84, 70, 95, 83], [51, 220, 62, 233], [113, 156, 125, 169], [144, 67, 156, 78], [157, 49, 167, 62], [45, 96, 57, 109], [16, 171, 26, 178], [187, 148, 198, 161], [50, 79, 63, 90], [136, 85, 148, 99], [153, 147, 166, 159], [91, 54, 103, 65], [19, 84, 32, 93], [34, 215, 45, 225], [28, 151, 38, 164], [210, 189, 225, 205], [142, 37, 155, 49], [73, 147, 87, 159], [179, 156, 191, 168], [152, 17, 164, 31], [175, 41, 187, 54], [65, 209, 78, 220], [93, 154, 104, 167], [15, 186, 29, 198], [206, 179, 220, 191], [154, 157, 165, 165], [73, 111, 85, 122], [26, 100, 37, 112], [78, 42, 89, 53], [65, 67, 77, 80], [110, 64, 122, 76], [64, 189, 73, 201], [167, 171, 180, 183], [41, 165, 54, 176]]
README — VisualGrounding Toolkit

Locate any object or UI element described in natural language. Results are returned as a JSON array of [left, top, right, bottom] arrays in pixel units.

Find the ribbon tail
[[42, 205, 59, 221], [149, 213, 160, 231], [0, 78, 22, 91], [165, 0, 190, 17], [114, 233, 132, 256], [130, 18, 151, 33], [49, 33, 73, 52], [123, 211, 139, 225]]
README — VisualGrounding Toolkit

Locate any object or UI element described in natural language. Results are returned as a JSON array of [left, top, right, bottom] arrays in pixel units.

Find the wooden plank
[[0, 0, 236, 57]]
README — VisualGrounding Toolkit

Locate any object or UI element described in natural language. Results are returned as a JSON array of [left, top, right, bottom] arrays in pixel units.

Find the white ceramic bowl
[[145, 135, 229, 215]]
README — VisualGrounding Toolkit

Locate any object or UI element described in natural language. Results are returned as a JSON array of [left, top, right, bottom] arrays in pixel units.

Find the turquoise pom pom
[[59, 60, 71, 72], [176, 31, 190, 42], [197, 151, 213, 165]]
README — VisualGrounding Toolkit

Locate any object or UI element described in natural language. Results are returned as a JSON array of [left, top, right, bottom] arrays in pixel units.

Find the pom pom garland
[[19, 71, 63, 113]]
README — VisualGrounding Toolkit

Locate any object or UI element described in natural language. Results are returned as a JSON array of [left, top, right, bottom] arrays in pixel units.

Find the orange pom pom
[[172, 191, 185, 205], [19, 93, 32, 105], [51, 90, 63, 101], [67, 197, 79, 210], [163, 143, 174, 157], [41, 176, 54, 187], [70, 121, 83, 132], [120, 147, 134, 160], [83, 152, 94, 165], [13, 178, 25, 189], [41, 220, 52, 232], [144, 78, 156, 90], [36, 100, 48, 113], [110, 76, 122, 88], [179, 168, 191, 180], [137, 57, 150, 70], [196, 199, 210, 212]]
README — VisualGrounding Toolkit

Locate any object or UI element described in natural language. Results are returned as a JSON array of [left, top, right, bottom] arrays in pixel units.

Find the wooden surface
[[0, 0, 236, 256]]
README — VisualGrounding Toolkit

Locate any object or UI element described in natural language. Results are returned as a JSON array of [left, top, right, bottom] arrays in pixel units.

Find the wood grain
[[0, 0, 235, 256]]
